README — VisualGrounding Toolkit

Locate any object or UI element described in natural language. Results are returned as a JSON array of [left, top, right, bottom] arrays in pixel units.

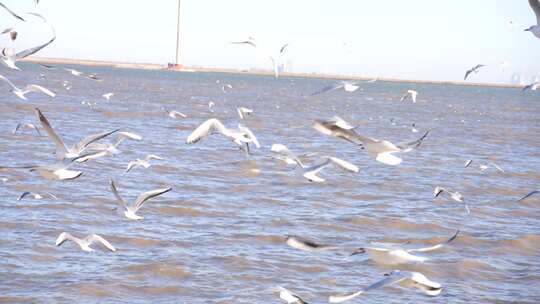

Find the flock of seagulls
[[0, 1, 538, 303]]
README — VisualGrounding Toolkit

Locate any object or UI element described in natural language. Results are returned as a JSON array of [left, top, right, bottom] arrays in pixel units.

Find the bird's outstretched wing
[[133, 187, 172, 212], [407, 230, 460, 253]]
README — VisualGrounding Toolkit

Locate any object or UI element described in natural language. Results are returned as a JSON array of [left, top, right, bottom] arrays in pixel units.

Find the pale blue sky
[[1, 0, 539, 83]]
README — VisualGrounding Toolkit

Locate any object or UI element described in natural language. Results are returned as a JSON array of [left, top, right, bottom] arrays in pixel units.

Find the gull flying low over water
[[314, 116, 430, 165], [310, 80, 369, 96], [517, 190, 539, 201], [110, 179, 172, 220], [434, 186, 469, 214], [0, 153, 93, 181], [18, 191, 58, 201], [87, 131, 142, 156], [0, 2, 25, 21], [526, 0, 540, 38], [1, 36, 56, 70], [0, 74, 55, 100], [64, 68, 99, 81], [270, 144, 317, 166], [285, 235, 339, 252], [56, 232, 116, 252], [274, 286, 309, 304], [236, 107, 253, 119], [125, 154, 164, 173], [13, 122, 41, 136], [464, 159, 505, 173], [464, 64, 486, 80], [166, 109, 187, 119], [187, 118, 260, 154], [400, 90, 418, 103], [231, 37, 289, 78], [271, 143, 358, 182], [35, 108, 118, 160], [102, 92, 114, 100], [329, 270, 443, 303], [522, 81, 539, 91], [349, 230, 459, 265]]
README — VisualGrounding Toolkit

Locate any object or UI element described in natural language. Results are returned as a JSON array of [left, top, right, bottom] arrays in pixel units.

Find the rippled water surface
[[1, 64, 539, 303]]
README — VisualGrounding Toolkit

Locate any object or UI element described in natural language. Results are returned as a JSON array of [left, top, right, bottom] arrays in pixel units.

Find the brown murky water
[[0, 63, 539, 303]]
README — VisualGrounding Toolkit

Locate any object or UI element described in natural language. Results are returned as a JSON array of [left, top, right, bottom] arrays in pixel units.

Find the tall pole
[[175, 0, 182, 66]]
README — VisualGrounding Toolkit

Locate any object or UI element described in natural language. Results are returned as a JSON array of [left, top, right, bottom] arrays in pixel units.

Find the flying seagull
[[0, 74, 55, 100], [166, 109, 187, 119], [87, 131, 142, 156], [18, 191, 57, 201], [464, 64, 486, 80], [274, 286, 309, 304], [35, 108, 118, 160], [1, 36, 56, 70], [314, 117, 430, 165], [102, 93, 114, 100], [13, 122, 41, 136], [109, 179, 172, 220], [349, 230, 459, 265], [56, 232, 116, 252], [328, 270, 443, 303], [434, 186, 469, 214], [231, 37, 288, 77], [522, 81, 539, 91], [400, 90, 418, 103], [0, 153, 94, 181], [310, 80, 363, 96], [526, 0, 540, 38], [518, 190, 539, 201], [125, 154, 164, 173], [270, 144, 318, 166], [63, 68, 99, 81], [0, 2, 26, 21], [285, 235, 339, 252], [236, 107, 253, 119], [186, 118, 260, 154]]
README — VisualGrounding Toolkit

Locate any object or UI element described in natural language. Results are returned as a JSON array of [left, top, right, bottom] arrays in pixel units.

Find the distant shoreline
[[23, 57, 523, 89]]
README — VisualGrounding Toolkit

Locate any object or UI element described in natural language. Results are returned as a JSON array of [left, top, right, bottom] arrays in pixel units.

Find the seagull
[[310, 80, 362, 96], [328, 270, 443, 303], [186, 118, 260, 154], [230, 37, 257, 47], [0, 74, 55, 100], [274, 286, 309, 304], [271, 143, 358, 182], [0, 2, 25, 21], [0, 154, 94, 181], [518, 190, 539, 201], [434, 186, 469, 214], [102, 93, 114, 100], [35, 108, 118, 160], [63, 68, 99, 81], [221, 83, 233, 93], [525, 0, 540, 38], [400, 90, 418, 103], [1, 36, 55, 70], [1, 27, 17, 41], [18, 191, 57, 201], [13, 122, 41, 136], [231, 37, 288, 77], [349, 230, 459, 265], [55, 232, 116, 252], [464, 64, 486, 80], [522, 81, 539, 91], [208, 101, 215, 112], [411, 123, 419, 133], [314, 117, 430, 165], [270, 144, 318, 166], [166, 109, 187, 119], [236, 107, 253, 119], [125, 154, 164, 173], [109, 179, 172, 220], [464, 160, 504, 173], [285, 235, 338, 252], [87, 131, 142, 156]]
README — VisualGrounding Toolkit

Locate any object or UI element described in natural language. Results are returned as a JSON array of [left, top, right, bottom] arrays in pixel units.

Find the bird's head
[[350, 248, 366, 256], [524, 25, 534, 32]]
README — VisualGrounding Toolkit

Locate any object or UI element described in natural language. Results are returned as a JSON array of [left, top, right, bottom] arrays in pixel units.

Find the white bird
[[464, 160, 504, 173], [166, 109, 187, 119], [0, 155, 91, 181], [17, 191, 58, 201], [285, 235, 338, 252], [102, 92, 114, 100], [434, 186, 469, 214], [236, 107, 253, 119], [464, 64, 486, 80], [349, 230, 459, 265], [231, 37, 288, 78], [55, 232, 116, 252], [109, 179, 171, 220], [125, 154, 164, 173], [13, 122, 41, 136], [208, 101, 215, 112], [274, 286, 309, 304], [186, 118, 260, 153], [63, 68, 99, 81], [0, 74, 55, 100], [310, 80, 363, 96], [526, 0, 540, 38], [35, 108, 118, 160], [314, 117, 429, 166], [1, 36, 55, 70], [87, 131, 142, 156], [400, 90, 418, 103], [522, 81, 539, 91], [328, 270, 443, 303]]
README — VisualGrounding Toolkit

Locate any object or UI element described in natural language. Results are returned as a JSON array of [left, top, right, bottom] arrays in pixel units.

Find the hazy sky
[[1, 0, 539, 83]]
